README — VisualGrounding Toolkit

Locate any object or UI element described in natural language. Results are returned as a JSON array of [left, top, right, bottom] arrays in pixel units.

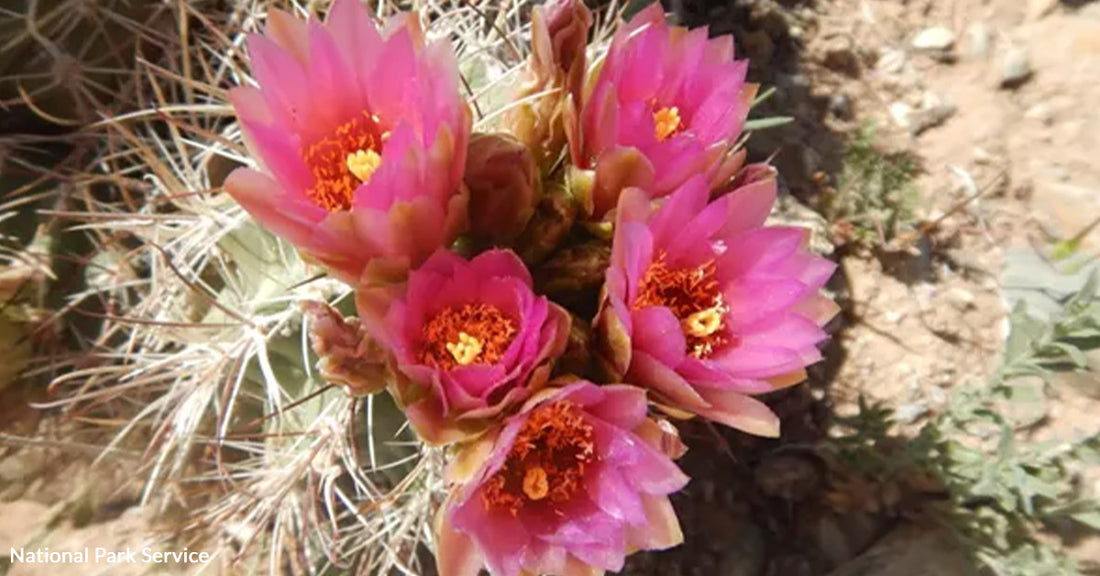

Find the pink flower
[[225, 0, 470, 285], [567, 4, 755, 219], [370, 249, 570, 445], [436, 382, 688, 576], [595, 173, 838, 437]]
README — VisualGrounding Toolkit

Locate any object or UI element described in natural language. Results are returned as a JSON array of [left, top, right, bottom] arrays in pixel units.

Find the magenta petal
[[368, 29, 421, 135], [646, 176, 710, 248], [461, 508, 529, 576], [224, 168, 324, 246], [569, 542, 627, 573], [586, 385, 648, 430], [585, 465, 647, 525], [229, 86, 274, 128], [678, 358, 776, 394], [740, 314, 827, 352], [304, 21, 361, 128], [717, 174, 778, 235], [469, 249, 533, 287], [723, 279, 811, 328], [326, 0, 382, 87], [591, 420, 689, 495], [717, 227, 806, 281], [630, 306, 687, 367], [247, 34, 310, 133], [239, 118, 313, 194], [522, 541, 567, 576], [711, 344, 803, 379], [628, 351, 708, 410], [612, 222, 654, 302]]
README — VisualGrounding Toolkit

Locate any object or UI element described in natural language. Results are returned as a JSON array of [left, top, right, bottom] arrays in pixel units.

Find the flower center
[[482, 401, 594, 515], [653, 106, 683, 142], [634, 252, 729, 358], [420, 304, 517, 370], [300, 112, 388, 212]]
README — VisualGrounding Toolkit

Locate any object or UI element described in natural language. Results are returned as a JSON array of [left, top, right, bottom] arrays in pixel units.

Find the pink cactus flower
[[436, 382, 689, 576], [595, 172, 838, 437], [225, 0, 470, 285], [371, 249, 570, 445], [568, 3, 756, 219]]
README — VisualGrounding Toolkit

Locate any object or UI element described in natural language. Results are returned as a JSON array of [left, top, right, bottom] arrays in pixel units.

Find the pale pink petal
[[224, 168, 323, 247], [695, 388, 780, 437]]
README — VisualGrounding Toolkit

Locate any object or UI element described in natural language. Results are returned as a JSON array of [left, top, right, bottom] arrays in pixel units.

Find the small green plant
[[830, 275, 1100, 575], [820, 125, 920, 248]]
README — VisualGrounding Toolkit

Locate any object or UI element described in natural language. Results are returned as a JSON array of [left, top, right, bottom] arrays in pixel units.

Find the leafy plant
[[830, 274, 1100, 575], [819, 125, 921, 248]]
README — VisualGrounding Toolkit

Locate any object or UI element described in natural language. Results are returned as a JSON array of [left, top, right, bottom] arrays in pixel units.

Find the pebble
[[829, 93, 853, 119], [964, 22, 993, 59], [1025, 103, 1054, 124], [888, 101, 913, 129], [896, 402, 929, 425], [875, 48, 907, 74], [911, 26, 956, 51], [824, 40, 860, 75], [945, 287, 976, 309], [911, 102, 957, 135], [1000, 47, 1033, 88]]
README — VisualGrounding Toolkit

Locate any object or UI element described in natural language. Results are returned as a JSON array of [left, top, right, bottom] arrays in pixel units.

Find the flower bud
[[463, 133, 539, 245], [514, 180, 578, 264], [302, 301, 389, 396], [504, 0, 593, 171]]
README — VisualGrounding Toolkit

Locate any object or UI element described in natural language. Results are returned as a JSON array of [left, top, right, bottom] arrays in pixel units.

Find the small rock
[[928, 385, 948, 405], [824, 39, 860, 75], [963, 22, 993, 59], [889, 101, 913, 129], [829, 93, 853, 119], [911, 101, 957, 135], [895, 402, 929, 425], [1027, 0, 1059, 21], [1025, 103, 1054, 124], [944, 287, 976, 309], [911, 26, 956, 51], [875, 48, 907, 74], [1000, 47, 1033, 88]]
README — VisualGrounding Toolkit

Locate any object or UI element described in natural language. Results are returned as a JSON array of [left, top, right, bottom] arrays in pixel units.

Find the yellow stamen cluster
[[635, 252, 730, 358], [420, 304, 517, 370], [345, 149, 382, 183], [482, 402, 594, 515], [653, 106, 683, 142], [300, 112, 386, 212], [445, 331, 485, 366]]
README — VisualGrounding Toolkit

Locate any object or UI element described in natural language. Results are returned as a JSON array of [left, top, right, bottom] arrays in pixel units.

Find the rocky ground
[[3, 0, 1100, 575]]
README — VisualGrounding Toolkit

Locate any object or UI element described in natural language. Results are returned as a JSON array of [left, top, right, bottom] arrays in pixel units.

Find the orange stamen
[[420, 304, 517, 370], [653, 106, 683, 142], [635, 252, 730, 358], [482, 402, 594, 515], [300, 112, 385, 212]]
